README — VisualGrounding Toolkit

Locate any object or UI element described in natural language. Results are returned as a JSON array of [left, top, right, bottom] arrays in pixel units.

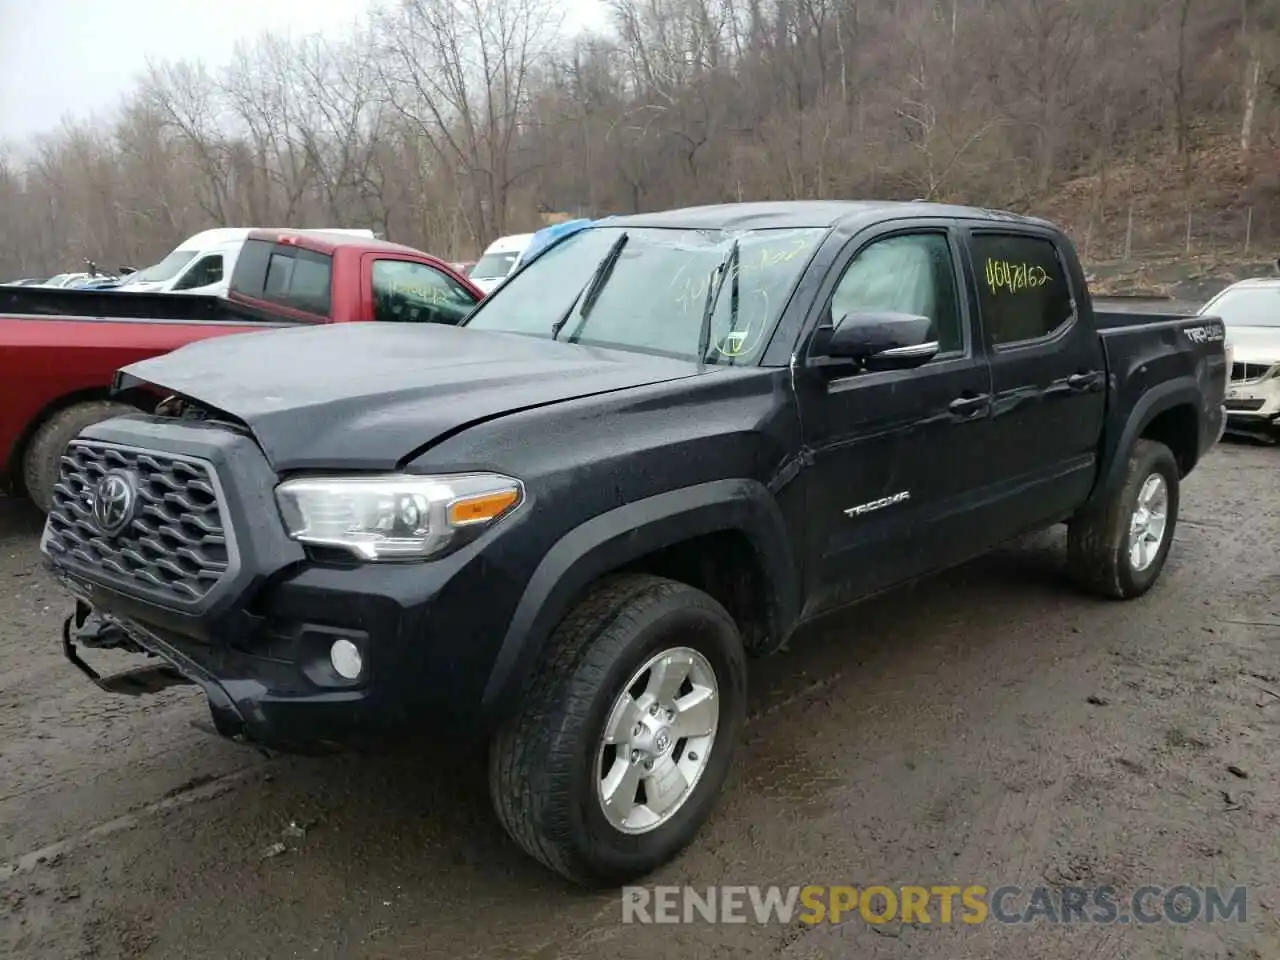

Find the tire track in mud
[[0, 765, 262, 883]]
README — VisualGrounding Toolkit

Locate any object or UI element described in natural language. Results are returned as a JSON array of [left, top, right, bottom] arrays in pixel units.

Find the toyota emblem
[[92, 471, 137, 537]]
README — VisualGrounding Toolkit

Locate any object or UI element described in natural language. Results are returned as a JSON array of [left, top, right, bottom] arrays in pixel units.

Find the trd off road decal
[[1182, 321, 1225, 344]]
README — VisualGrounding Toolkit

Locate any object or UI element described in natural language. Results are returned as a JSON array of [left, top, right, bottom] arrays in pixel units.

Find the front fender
[[479, 478, 800, 717]]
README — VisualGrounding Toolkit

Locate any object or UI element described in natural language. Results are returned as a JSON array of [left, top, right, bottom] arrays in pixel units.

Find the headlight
[[275, 473, 524, 561]]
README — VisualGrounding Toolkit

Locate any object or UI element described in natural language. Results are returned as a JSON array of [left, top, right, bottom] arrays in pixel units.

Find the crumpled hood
[[115, 322, 701, 471]]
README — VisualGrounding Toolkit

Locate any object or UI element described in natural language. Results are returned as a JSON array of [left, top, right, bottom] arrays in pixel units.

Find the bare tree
[[1, 0, 1278, 282], [141, 60, 237, 223], [377, 0, 562, 243]]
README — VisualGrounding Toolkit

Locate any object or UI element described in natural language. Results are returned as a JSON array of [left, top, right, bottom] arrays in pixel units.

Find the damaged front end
[[61, 598, 192, 697], [59, 595, 282, 754], [39, 405, 418, 757]]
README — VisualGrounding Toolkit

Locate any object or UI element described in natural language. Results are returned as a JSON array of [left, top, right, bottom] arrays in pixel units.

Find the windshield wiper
[[697, 238, 740, 366], [550, 232, 629, 341]]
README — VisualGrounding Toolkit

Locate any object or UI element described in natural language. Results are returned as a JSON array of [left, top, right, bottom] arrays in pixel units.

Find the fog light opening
[[330, 639, 363, 680]]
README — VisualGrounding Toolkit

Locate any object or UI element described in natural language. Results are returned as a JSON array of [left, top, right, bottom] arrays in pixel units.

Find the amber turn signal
[[448, 488, 521, 526]]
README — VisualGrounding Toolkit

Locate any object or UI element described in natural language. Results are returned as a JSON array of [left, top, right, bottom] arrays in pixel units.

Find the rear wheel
[[21, 401, 136, 514], [488, 573, 747, 887], [1067, 438, 1180, 599]]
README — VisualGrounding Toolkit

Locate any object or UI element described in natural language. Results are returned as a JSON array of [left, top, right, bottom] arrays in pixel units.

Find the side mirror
[[823, 311, 939, 370]]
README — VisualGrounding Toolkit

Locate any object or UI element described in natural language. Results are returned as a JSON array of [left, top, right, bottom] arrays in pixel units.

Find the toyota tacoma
[[41, 201, 1228, 887]]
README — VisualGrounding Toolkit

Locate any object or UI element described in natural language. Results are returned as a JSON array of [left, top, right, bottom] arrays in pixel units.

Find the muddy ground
[[2, 441, 1279, 959]]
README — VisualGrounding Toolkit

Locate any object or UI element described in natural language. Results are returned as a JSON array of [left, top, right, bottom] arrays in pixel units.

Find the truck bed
[[1091, 299, 1228, 476], [0, 285, 306, 326], [1092, 295, 1207, 330]]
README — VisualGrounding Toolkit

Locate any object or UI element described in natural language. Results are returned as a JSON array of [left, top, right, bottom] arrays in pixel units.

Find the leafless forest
[[2, 0, 1279, 277]]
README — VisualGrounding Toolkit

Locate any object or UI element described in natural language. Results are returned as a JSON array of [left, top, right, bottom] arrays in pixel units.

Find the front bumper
[[1223, 378, 1280, 427], [59, 595, 402, 754], [42, 416, 537, 753]]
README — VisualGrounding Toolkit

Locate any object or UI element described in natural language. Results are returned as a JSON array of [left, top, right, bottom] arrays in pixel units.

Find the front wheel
[[1067, 438, 1180, 599], [488, 574, 747, 887]]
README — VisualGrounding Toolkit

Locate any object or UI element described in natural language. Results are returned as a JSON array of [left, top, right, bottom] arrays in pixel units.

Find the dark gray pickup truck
[[41, 201, 1227, 887]]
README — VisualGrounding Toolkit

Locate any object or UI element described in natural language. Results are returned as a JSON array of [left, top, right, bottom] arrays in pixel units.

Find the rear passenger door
[[962, 228, 1107, 535], [363, 257, 481, 325]]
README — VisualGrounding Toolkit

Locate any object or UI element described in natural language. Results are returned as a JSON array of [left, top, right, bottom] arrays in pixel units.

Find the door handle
[[1067, 371, 1103, 391], [948, 394, 990, 419]]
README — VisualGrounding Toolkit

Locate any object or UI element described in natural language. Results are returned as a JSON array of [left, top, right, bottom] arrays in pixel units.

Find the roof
[[245, 228, 436, 259], [1220, 276, 1280, 289], [606, 200, 1054, 232], [482, 233, 536, 252], [182, 227, 255, 248]]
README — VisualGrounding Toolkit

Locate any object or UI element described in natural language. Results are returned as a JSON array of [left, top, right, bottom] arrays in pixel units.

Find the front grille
[[1225, 397, 1267, 411], [1231, 362, 1274, 382], [44, 441, 230, 603]]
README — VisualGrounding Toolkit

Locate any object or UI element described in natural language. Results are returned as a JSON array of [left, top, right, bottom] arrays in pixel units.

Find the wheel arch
[[480, 479, 802, 720], [1084, 378, 1202, 513]]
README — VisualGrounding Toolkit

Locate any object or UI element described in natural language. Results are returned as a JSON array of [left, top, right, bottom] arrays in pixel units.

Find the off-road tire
[[21, 401, 136, 514], [1067, 438, 1180, 599], [488, 573, 748, 887]]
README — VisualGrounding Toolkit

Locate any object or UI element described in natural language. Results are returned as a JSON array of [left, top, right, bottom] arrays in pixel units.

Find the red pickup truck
[[1, 229, 485, 512]]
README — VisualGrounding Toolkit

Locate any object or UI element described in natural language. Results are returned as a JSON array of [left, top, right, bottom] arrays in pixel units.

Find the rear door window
[[968, 233, 1074, 346]]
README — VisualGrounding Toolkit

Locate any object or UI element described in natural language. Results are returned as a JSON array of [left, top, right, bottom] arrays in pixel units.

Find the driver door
[[795, 224, 996, 615], [362, 256, 481, 325]]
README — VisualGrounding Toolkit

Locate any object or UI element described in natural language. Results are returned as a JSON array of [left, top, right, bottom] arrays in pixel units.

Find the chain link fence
[[1044, 203, 1279, 299], [1057, 205, 1279, 266]]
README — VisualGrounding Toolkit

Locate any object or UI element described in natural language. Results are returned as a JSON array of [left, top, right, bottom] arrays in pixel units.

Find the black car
[[41, 201, 1228, 887]]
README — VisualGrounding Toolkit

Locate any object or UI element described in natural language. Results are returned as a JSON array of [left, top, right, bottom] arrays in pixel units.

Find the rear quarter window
[[231, 239, 333, 317]]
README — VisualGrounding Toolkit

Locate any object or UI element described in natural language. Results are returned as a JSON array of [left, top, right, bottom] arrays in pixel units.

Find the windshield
[[128, 249, 199, 284], [463, 225, 827, 364], [1205, 286, 1280, 327], [471, 251, 521, 280]]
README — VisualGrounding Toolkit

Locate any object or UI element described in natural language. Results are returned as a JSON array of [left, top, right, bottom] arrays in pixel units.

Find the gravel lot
[[3, 440, 1279, 959]]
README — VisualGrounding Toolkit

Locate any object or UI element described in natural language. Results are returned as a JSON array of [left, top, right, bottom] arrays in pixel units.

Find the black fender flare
[[1084, 376, 1202, 511], [480, 478, 801, 716]]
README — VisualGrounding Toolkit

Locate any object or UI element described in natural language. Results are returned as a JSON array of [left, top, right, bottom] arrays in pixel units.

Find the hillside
[[0, 0, 1276, 284], [1037, 135, 1280, 300]]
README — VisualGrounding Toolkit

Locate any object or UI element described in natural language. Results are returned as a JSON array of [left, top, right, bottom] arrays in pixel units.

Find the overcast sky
[[0, 0, 606, 144]]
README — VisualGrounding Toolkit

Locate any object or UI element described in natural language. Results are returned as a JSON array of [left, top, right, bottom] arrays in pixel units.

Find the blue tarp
[[518, 217, 608, 267]]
